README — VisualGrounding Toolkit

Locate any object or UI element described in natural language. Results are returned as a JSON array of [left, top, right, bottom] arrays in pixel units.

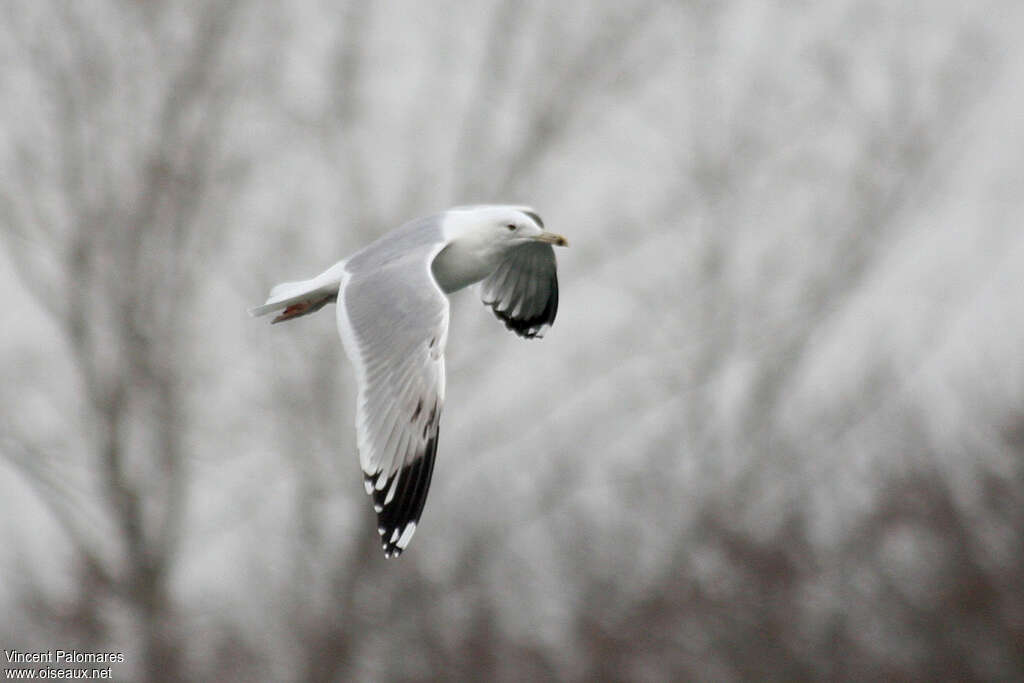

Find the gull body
[[251, 205, 567, 557]]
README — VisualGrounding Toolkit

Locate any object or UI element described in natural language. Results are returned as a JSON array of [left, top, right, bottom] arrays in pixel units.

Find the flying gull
[[250, 205, 568, 557]]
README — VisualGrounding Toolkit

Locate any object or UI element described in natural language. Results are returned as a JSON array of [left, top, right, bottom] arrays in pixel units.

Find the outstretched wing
[[336, 248, 448, 557], [480, 242, 559, 339]]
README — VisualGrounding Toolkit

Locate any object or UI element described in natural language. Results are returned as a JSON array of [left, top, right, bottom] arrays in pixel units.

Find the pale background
[[2, 1, 1024, 680]]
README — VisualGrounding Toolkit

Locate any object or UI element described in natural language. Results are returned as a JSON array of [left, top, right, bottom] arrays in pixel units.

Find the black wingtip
[[490, 272, 559, 339], [365, 431, 439, 558]]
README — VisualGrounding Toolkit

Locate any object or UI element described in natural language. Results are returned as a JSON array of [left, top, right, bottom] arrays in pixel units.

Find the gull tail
[[249, 261, 346, 324]]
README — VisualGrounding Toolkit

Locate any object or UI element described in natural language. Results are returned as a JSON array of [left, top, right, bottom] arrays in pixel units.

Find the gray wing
[[480, 242, 559, 339], [336, 247, 448, 557]]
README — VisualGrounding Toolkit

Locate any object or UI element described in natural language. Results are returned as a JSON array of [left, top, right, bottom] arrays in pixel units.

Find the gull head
[[444, 205, 569, 252]]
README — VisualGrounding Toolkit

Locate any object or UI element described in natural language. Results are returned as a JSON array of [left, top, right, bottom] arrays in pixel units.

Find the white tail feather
[[249, 261, 347, 318]]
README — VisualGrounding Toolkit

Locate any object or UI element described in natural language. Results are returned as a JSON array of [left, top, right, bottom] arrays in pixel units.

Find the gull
[[251, 205, 568, 557]]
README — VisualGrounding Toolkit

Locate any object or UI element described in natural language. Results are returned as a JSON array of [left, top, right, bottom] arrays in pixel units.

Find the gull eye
[[506, 223, 517, 231]]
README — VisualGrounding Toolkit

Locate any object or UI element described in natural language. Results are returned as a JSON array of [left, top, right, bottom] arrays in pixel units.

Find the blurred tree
[[0, 0, 266, 679]]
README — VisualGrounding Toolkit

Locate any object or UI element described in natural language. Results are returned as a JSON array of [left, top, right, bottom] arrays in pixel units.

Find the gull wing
[[336, 247, 448, 557], [480, 242, 559, 339]]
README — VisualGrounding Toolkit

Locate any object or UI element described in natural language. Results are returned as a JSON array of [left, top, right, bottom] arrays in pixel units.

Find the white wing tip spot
[[396, 522, 417, 550], [384, 476, 399, 505]]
